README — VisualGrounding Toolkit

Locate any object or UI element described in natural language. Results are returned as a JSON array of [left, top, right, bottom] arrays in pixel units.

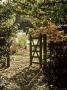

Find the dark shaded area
[[0, 29, 11, 68], [43, 41, 67, 89], [61, 25, 67, 34], [19, 19, 34, 29]]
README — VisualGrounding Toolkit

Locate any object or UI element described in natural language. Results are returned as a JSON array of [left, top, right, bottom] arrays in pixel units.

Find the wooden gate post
[[30, 35, 32, 65], [39, 34, 42, 68], [6, 50, 10, 67], [6, 38, 10, 68], [43, 34, 47, 64]]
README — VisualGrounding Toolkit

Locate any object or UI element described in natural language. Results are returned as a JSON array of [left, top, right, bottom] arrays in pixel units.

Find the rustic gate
[[30, 34, 47, 68]]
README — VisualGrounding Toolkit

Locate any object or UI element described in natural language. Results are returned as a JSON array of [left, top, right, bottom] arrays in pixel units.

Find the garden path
[[0, 48, 48, 90]]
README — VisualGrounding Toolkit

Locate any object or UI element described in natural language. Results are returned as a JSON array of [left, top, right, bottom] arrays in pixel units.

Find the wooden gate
[[30, 34, 47, 68]]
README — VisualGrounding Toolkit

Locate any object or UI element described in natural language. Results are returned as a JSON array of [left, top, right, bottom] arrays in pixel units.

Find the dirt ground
[[0, 48, 48, 90]]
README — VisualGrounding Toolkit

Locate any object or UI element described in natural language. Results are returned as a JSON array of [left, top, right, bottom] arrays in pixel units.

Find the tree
[[0, 0, 67, 34]]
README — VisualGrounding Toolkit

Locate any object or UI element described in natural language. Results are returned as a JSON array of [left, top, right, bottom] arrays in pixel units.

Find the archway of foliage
[[0, 0, 67, 32], [0, 0, 66, 58], [0, 0, 67, 54]]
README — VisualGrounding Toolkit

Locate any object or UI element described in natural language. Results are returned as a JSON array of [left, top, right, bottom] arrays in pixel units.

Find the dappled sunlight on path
[[0, 49, 48, 90], [0, 49, 29, 78]]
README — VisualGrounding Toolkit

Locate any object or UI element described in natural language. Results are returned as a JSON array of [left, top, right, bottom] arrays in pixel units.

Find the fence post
[[30, 35, 32, 65], [43, 34, 47, 64], [6, 53, 10, 67], [39, 34, 42, 68], [6, 39, 10, 67]]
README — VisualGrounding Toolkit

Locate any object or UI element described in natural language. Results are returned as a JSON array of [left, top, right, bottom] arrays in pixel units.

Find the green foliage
[[0, 0, 66, 32], [18, 37, 27, 48]]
